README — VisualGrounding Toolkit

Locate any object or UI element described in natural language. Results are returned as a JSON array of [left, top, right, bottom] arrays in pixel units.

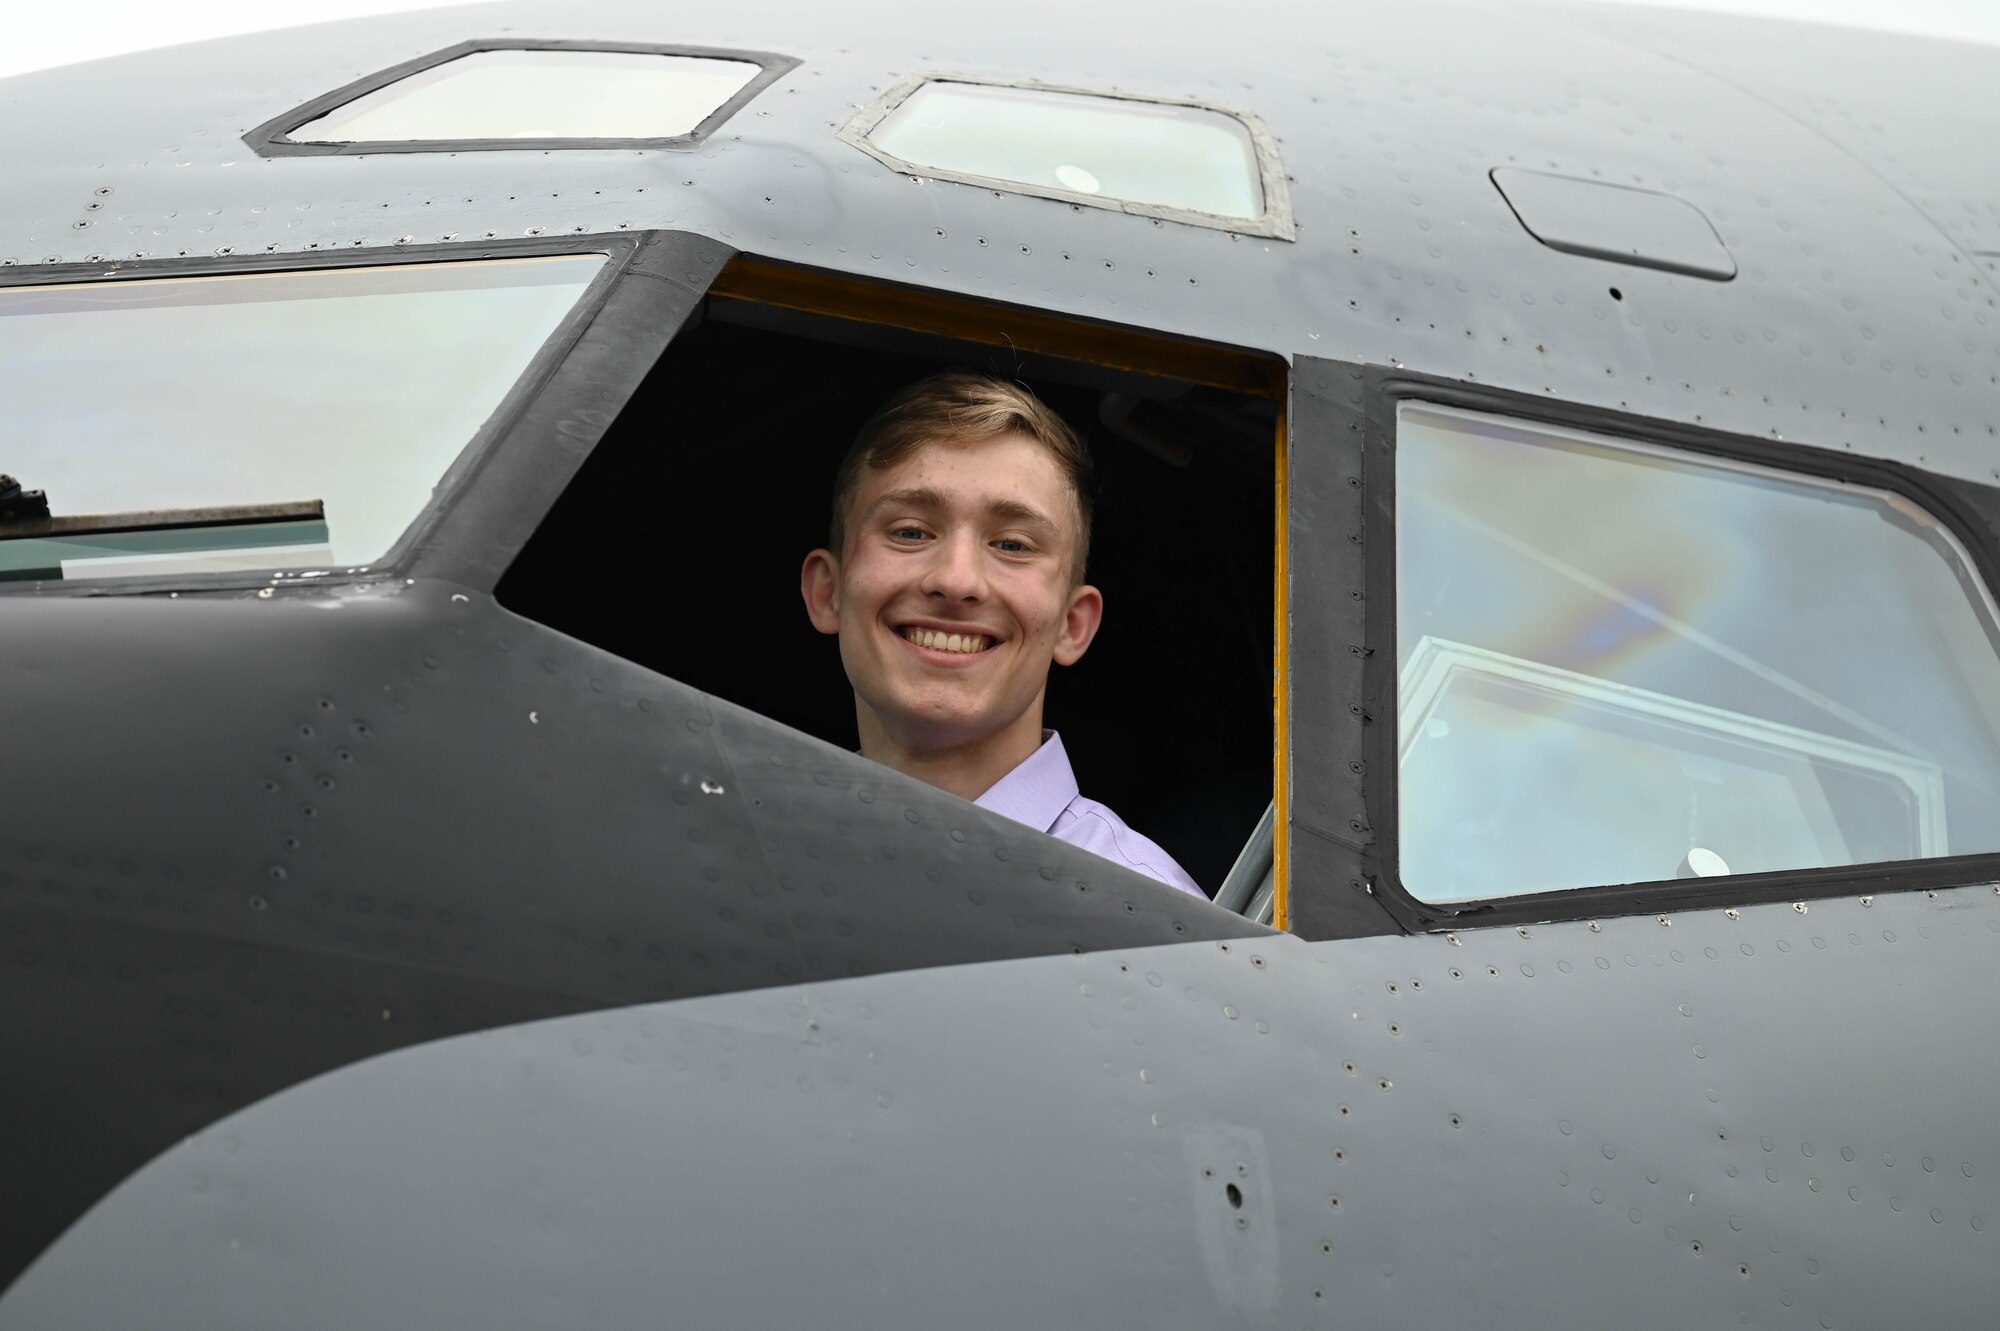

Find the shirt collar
[[973, 730, 1079, 834]]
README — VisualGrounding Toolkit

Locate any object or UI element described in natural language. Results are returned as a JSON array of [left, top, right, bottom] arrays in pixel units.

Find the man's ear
[[801, 548, 843, 635], [1052, 582, 1104, 666]]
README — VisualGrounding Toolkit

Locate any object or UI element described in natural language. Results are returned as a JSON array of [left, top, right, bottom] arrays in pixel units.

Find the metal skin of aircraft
[[3, 0, 1999, 1326]]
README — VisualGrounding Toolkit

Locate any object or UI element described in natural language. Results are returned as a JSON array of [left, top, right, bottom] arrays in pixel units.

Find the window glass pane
[[292, 50, 762, 142], [868, 81, 1264, 221], [1395, 402, 2000, 901], [0, 254, 605, 579]]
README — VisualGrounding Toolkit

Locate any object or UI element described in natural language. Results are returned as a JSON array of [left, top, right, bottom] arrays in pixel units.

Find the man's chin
[[876, 693, 1018, 752], [899, 708, 1000, 751]]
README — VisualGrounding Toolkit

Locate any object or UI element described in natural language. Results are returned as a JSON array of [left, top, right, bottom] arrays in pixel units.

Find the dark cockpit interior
[[498, 289, 1276, 893]]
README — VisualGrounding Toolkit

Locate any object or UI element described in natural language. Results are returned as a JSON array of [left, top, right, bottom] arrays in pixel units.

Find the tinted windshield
[[0, 254, 605, 579]]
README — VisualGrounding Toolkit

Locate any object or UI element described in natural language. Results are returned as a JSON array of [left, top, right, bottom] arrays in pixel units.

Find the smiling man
[[800, 372, 1204, 898]]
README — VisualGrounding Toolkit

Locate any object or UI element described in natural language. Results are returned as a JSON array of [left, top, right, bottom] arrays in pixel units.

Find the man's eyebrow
[[866, 488, 1061, 532], [985, 498, 1060, 531], [865, 487, 946, 515]]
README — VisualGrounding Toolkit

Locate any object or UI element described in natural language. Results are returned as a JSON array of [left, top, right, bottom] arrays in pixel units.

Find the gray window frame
[[242, 40, 800, 157], [0, 230, 731, 599], [837, 74, 1296, 240]]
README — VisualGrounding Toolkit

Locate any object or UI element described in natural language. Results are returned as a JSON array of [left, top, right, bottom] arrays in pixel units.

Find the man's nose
[[919, 532, 987, 601]]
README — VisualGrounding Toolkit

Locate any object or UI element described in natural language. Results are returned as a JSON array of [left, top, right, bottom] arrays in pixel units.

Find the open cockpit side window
[[497, 257, 1286, 903]]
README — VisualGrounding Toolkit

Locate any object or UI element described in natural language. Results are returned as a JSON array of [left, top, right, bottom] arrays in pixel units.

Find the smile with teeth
[[901, 626, 994, 654]]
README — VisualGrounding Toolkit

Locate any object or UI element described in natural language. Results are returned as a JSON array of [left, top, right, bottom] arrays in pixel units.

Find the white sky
[[4, 0, 1999, 81]]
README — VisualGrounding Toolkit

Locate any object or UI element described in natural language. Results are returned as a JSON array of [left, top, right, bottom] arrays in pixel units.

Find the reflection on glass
[[292, 50, 762, 142], [1395, 402, 2000, 900], [869, 81, 1263, 220], [0, 511, 332, 582], [0, 254, 605, 576]]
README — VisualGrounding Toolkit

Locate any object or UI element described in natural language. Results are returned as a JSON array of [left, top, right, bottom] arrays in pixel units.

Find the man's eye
[[891, 526, 930, 541], [994, 538, 1032, 554]]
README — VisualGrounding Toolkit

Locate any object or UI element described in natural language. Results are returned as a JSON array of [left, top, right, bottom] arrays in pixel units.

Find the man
[[800, 372, 1204, 898]]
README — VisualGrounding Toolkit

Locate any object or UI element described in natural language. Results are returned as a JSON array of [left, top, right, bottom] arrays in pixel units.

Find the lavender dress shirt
[[975, 732, 1205, 898]]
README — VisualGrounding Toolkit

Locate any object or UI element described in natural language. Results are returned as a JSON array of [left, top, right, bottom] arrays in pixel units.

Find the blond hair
[[829, 372, 1095, 579]]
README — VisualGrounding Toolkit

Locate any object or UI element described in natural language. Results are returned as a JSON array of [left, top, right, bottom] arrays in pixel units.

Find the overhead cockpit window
[[0, 254, 605, 582], [294, 51, 756, 142], [840, 77, 1294, 239], [245, 41, 799, 155], [1396, 403, 2000, 901]]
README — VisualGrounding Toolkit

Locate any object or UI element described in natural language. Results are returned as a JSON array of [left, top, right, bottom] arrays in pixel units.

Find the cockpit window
[[0, 254, 605, 582], [244, 42, 799, 155], [840, 77, 1293, 239], [289, 50, 763, 144], [1396, 402, 2000, 901]]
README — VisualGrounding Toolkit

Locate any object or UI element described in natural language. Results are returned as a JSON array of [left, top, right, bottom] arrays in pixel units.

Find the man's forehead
[[856, 433, 1074, 518]]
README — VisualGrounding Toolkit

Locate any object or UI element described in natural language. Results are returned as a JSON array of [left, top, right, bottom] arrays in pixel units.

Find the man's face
[[801, 431, 1102, 753]]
